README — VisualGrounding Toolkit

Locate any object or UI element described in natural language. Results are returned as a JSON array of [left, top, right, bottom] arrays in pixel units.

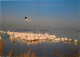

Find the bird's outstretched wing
[[28, 19, 32, 21]]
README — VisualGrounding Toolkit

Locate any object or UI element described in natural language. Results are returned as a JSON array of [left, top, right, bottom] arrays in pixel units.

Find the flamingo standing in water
[[0, 36, 1, 40], [61, 38, 65, 42], [69, 38, 73, 43], [74, 39, 79, 44]]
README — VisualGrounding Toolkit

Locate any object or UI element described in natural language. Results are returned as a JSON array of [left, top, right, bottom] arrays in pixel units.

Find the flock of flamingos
[[0, 30, 79, 45]]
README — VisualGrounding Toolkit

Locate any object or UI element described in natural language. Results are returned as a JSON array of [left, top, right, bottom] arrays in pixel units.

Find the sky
[[0, 0, 80, 30]]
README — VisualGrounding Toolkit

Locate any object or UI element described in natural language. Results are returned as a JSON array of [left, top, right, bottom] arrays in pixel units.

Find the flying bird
[[25, 17, 32, 21]]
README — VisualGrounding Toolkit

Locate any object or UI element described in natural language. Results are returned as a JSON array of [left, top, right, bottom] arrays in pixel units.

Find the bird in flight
[[25, 17, 32, 21]]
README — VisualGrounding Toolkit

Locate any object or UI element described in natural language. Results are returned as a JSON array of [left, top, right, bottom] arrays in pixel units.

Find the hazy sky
[[0, 0, 80, 30]]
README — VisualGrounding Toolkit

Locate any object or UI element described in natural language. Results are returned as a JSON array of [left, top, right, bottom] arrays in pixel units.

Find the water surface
[[0, 29, 79, 57]]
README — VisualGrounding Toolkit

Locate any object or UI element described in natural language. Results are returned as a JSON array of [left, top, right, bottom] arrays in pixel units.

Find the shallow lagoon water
[[0, 29, 79, 57]]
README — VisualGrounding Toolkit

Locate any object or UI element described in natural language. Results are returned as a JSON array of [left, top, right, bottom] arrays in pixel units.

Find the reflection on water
[[0, 40, 79, 57]]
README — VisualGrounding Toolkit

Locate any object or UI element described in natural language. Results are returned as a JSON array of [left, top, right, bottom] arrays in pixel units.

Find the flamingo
[[0, 36, 1, 40], [74, 39, 79, 44], [69, 38, 73, 43], [25, 17, 32, 22]]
